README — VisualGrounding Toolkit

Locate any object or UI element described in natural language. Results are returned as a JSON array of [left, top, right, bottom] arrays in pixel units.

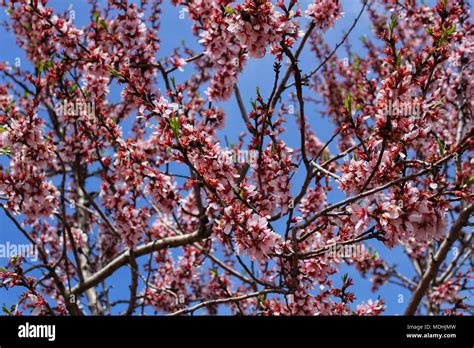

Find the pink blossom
[[305, 0, 343, 31], [355, 299, 385, 316]]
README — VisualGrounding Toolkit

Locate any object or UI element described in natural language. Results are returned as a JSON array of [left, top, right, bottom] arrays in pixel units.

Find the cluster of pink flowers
[[114, 205, 149, 247], [183, 133, 238, 197], [338, 154, 386, 194], [144, 172, 180, 214], [263, 288, 329, 315], [346, 202, 370, 235], [377, 183, 448, 247], [305, 0, 343, 31], [199, 7, 243, 100], [81, 47, 112, 98], [304, 131, 327, 159], [97, 222, 122, 263], [243, 213, 281, 260], [26, 292, 49, 316], [113, 4, 159, 100], [145, 246, 202, 312], [115, 4, 147, 48], [253, 142, 293, 215], [0, 0, 471, 317], [7, 1, 82, 63], [430, 281, 460, 306], [373, 72, 439, 148], [215, 202, 281, 261], [226, 0, 298, 58], [263, 277, 381, 316], [301, 258, 335, 283], [339, 145, 402, 194], [183, 0, 299, 100], [298, 186, 327, 217], [355, 299, 385, 315], [0, 115, 59, 221], [48, 14, 83, 59], [6, 116, 55, 169], [67, 227, 89, 251], [428, 273, 466, 312], [99, 136, 179, 247]]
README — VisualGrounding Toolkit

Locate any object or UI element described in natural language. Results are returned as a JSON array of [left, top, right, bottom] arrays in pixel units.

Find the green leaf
[[170, 76, 177, 91], [70, 82, 78, 93], [169, 115, 181, 139], [429, 101, 443, 110], [3, 101, 14, 113], [439, 25, 456, 45], [396, 53, 402, 68], [2, 303, 11, 315], [353, 56, 360, 71], [467, 176, 474, 185], [342, 273, 348, 284], [99, 19, 108, 32], [36, 59, 54, 75], [389, 14, 398, 34], [109, 69, 120, 78], [36, 61, 45, 74], [445, 25, 456, 36], [0, 148, 12, 155], [224, 6, 236, 14], [271, 144, 277, 154], [93, 11, 100, 22], [323, 151, 330, 162], [437, 138, 446, 155], [344, 93, 352, 114]]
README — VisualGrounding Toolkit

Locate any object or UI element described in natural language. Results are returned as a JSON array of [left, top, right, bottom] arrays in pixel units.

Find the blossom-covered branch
[[0, 0, 472, 316]]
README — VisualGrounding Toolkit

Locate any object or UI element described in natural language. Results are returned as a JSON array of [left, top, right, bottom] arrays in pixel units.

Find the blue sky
[[0, 0, 460, 315]]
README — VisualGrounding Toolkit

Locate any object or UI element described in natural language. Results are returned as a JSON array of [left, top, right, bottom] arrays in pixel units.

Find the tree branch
[[404, 204, 473, 315], [169, 288, 287, 316], [69, 229, 210, 296]]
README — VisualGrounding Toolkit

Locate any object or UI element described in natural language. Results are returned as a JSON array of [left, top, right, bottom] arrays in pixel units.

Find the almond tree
[[0, 0, 472, 316]]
